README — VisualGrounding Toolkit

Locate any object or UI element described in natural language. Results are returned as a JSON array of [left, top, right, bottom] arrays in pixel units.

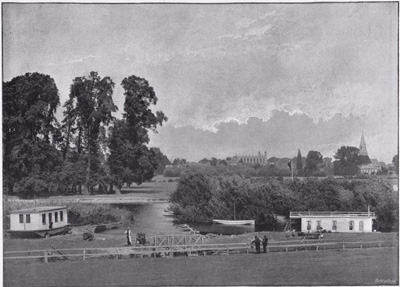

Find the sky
[[2, 3, 398, 163]]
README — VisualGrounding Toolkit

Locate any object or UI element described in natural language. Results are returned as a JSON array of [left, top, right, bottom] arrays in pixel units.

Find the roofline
[[9, 206, 67, 214]]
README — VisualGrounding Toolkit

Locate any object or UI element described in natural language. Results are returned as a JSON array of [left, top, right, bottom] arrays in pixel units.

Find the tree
[[333, 146, 362, 176], [3, 73, 61, 196], [61, 72, 117, 193], [210, 157, 218, 167], [107, 75, 167, 191], [199, 158, 210, 165], [392, 154, 399, 174], [304, 151, 323, 176], [296, 149, 303, 176], [152, 148, 171, 175]]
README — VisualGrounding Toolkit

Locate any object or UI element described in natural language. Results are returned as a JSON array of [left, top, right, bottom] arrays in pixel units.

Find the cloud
[[245, 25, 272, 38], [150, 110, 382, 161], [47, 55, 100, 67]]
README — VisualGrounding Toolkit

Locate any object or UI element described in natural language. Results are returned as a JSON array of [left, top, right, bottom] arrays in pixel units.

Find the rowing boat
[[212, 219, 255, 225]]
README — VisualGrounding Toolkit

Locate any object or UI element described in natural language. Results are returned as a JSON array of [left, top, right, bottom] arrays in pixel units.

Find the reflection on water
[[112, 203, 183, 235], [109, 203, 262, 236]]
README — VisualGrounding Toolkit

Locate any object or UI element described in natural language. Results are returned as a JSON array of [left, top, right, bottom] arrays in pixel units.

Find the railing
[[4, 239, 395, 264], [290, 211, 376, 217]]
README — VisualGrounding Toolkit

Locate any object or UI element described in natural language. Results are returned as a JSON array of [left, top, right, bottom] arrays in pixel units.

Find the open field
[[4, 247, 398, 286]]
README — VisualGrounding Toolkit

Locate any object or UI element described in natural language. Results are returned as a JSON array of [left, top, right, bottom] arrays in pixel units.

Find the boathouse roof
[[9, 206, 67, 214], [290, 211, 376, 218]]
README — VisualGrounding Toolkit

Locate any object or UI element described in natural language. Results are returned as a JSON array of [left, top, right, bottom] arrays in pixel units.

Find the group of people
[[251, 235, 268, 254]]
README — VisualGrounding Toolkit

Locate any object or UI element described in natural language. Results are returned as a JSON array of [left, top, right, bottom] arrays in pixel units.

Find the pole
[[292, 164, 294, 182], [234, 201, 236, 220]]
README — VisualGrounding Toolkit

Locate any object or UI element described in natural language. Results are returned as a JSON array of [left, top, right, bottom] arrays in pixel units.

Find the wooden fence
[[4, 239, 395, 264]]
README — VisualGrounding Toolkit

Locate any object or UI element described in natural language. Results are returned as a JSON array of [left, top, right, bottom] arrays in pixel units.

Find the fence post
[[342, 240, 345, 250], [83, 250, 86, 261], [44, 251, 48, 263], [316, 241, 319, 251], [360, 240, 363, 250]]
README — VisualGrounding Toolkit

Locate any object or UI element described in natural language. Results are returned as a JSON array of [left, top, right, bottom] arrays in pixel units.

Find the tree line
[[3, 72, 168, 197], [169, 174, 398, 232], [165, 149, 398, 178]]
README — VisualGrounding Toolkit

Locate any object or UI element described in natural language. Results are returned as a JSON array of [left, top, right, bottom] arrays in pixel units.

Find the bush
[[168, 174, 398, 231]]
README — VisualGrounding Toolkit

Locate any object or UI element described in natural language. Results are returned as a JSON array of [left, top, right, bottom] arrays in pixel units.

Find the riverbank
[[4, 181, 177, 204], [4, 247, 398, 286]]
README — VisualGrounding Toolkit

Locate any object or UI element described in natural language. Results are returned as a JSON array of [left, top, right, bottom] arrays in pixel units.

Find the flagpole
[[292, 164, 294, 182]]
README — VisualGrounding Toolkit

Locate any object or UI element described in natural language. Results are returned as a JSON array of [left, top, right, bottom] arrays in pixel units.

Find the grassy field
[[4, 247, 398, 286]]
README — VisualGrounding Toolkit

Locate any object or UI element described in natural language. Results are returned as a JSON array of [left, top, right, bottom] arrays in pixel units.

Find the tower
[[359, 131, 369, 157]]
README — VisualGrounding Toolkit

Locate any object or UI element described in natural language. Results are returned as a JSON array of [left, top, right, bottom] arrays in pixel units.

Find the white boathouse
[[290, 211, 376, 233], [9, 206, 69, 236]]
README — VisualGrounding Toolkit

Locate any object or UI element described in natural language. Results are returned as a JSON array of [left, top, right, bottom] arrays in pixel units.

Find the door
[[359, 221, 364, 232]]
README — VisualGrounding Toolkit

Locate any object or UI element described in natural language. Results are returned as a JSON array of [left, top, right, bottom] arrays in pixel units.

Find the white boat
[[212, 219, 255, 225], [7, 206, 71, 238]]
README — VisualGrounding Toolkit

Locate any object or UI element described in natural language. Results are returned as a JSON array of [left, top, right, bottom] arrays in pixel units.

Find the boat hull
[[7, 226, 71, 238], [212, 219, 255, 225]]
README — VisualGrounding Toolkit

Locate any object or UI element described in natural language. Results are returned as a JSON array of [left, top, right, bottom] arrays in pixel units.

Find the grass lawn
[[4, 247, 398, 286]]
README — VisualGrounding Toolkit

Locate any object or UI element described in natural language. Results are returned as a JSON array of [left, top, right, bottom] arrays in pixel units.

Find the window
[[332, 221, 337, 231], [349, 221, 354, 231], [19, 214, 24, 223], [48, 213, 52, 223], [26, 214, 31, 223], [42, 214, 46, 225], [55, 212, 58, 222], [60, 211, 64, 222]]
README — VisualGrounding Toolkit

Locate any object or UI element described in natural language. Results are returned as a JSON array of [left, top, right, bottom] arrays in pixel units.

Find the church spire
[[359, 131, 368, 156]]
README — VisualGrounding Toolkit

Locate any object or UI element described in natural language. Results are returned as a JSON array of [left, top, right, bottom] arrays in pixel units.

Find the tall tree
[[333, 146, 362, 176], [107, 75, 167, 192], [3, 73, 61, 195], [296, 149, 303, 176], [61, 71, 117, 193], [304, 150, 323, 176], [392, 154, 399, 174]]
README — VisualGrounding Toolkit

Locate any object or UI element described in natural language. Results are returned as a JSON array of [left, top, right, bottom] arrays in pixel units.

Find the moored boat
[[212, 219, 255, 225], [7, 206, 70, 238]]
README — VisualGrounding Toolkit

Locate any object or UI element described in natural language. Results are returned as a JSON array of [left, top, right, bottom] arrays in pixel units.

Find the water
[[110, 202, 256, 236]]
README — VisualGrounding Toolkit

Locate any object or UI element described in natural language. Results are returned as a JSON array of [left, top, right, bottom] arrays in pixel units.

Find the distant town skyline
[[3, 3, 398, 163]]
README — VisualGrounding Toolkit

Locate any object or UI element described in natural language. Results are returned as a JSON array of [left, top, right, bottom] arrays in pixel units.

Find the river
[[110, 202, 256, 236]]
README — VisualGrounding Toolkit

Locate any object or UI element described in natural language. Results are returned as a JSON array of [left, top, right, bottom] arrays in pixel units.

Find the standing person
[[251, 235, 261, 254], [125, 227, 132, 246], [262, 235, 269, 253]]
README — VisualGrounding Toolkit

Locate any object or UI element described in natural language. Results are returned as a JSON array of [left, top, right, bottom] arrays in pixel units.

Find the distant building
[[228, 151, 268, 165], [358, 132, 381, 174], [290, 211, 376, 233]]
